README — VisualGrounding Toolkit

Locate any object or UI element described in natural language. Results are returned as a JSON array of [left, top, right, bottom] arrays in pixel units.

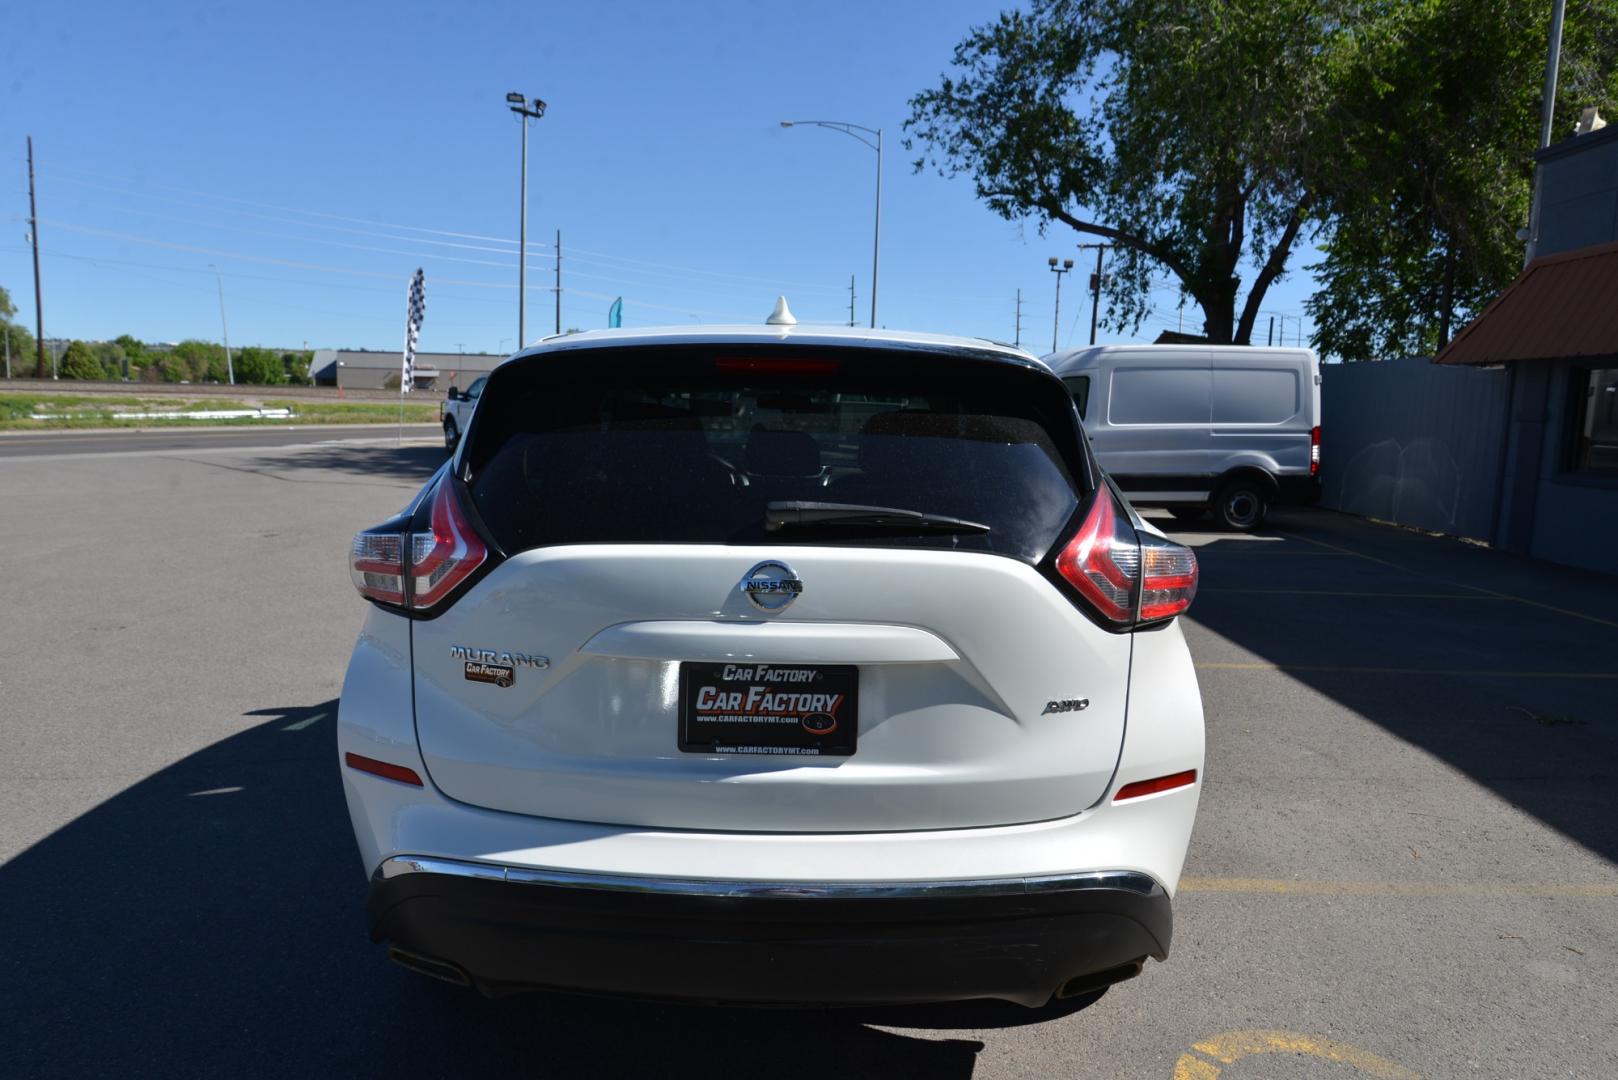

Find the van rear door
[[1209, 350, 1311, 477]]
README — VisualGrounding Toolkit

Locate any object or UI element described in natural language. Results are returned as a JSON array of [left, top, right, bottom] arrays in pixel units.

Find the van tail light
[[349, 479, 489, 614], [1054, 490, 1198, 629], [1310, 425, 1320, 476]]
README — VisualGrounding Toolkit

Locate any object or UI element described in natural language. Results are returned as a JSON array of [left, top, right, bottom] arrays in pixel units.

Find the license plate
[[678, 663, 858, 756]]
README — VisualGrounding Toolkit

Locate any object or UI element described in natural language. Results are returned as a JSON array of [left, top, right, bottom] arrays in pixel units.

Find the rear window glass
[[463, 346, 1087, 562]]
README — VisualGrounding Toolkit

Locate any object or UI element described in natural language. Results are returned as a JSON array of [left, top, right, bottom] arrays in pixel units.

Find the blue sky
[[1, 0, 1318, 356]]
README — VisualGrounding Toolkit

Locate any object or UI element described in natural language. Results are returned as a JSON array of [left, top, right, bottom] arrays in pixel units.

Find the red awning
[[1435, 239, 1618, 365]]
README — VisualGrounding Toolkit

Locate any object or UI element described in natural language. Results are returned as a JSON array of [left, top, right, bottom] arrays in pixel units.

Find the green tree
[[166, 340, 225, 382], [91, 342, 128, 380], [114, 334, 150, 377], [907, 0, 1617, 357], [280, 351, 312, 384], [907, 0, 1339, 344], [58, 340, 105, 380], [0, 284, 14, 323], [233, 346, 288, 385], [1306, 0, 1618, 360]]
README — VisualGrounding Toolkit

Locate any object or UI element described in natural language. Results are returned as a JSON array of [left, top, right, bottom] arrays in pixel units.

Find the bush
[[58, 341, 105, 380]]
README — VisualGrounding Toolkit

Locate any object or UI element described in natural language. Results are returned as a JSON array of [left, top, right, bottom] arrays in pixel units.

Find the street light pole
[[1048, 257, 1073, 353], [506, 92, 547, 348], [210, 264, 235, 385], [781, 119, 882, 328]]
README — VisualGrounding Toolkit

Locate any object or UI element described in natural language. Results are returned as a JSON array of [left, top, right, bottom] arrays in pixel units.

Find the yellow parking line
[[1176, 1030, 1422, 1079], [1287, 531, 1618, 631], [1180, 877, 1618, 898], [1195, 661, 1618, 679]]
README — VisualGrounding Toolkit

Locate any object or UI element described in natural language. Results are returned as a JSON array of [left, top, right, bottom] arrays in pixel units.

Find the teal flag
[[608, 297, 623, 328]]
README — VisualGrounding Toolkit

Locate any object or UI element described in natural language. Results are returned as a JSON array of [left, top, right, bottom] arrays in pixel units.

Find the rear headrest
[[744, 428, 823, 477]]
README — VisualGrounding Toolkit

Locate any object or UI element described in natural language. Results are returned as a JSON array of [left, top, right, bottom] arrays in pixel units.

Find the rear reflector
[[1113, 769, 1197, 802], [344, 752, 424, 787]]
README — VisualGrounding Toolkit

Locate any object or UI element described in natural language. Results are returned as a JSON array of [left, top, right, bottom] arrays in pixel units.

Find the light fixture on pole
[[1048, 257, 1073, 353], [507, 92, 546, 349], [780, 119, 882, 328]]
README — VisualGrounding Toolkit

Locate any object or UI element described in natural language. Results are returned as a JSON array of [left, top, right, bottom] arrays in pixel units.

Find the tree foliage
[[58, 340, 105, 381], [1306, 0, 1618, 360], [907, 0, 1618, 358]]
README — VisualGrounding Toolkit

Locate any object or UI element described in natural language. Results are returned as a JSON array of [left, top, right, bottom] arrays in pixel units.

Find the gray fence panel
[[1320, 357, 1510, 542]]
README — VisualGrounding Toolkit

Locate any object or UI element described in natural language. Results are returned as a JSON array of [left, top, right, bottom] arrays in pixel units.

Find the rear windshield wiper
[[764, 500, 990, 535]]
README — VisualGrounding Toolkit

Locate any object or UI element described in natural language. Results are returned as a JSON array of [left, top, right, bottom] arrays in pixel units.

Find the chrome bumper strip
[[373, 855, 1161, 900]]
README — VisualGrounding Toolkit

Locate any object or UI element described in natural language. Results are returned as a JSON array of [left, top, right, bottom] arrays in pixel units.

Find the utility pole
[[1014, 288, 1024, 348], [210, 265, 235, 384], [1048, 257, 1073, 354], [1078, 243, 1111, 346], [848, 275, 857, 327], [27, 137, 46, 379], [1267, 315, 1275, 347], [554, 229, 562, 336], [1524, 0, 1568, 266], [507, 93, 547, 348]]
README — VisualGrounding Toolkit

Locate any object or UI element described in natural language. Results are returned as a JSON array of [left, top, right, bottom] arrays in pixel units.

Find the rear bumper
[[367, 856, 1172, 1008]]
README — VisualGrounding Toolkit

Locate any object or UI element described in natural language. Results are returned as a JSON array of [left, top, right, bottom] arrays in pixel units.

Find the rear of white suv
[[339, 326, 1203, 1009]]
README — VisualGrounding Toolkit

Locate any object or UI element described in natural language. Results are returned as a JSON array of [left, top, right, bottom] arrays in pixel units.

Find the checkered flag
[[401, 268, 426, 393]]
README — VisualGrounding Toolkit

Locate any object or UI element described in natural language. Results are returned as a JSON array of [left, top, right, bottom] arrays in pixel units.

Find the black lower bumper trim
[[366, 861, 1172, 1008]]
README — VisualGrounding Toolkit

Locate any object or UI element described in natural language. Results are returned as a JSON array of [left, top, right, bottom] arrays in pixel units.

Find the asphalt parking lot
[[2, 432, 1614, 1078]]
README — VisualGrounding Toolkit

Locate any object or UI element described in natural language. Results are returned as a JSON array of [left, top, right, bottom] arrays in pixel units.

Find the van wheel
[[443, 417, 460, 452], [1168, 507, 1206, 523], [1213, 479, 1268, 530]]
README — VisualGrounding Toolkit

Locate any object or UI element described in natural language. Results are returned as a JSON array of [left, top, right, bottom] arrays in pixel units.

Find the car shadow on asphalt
[[0, 702, 1001, 1078], [224, 442, 450, 487], [1181, 510, 1618, 866]]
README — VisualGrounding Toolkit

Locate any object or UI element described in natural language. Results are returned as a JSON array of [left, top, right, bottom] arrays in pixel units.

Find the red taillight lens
[[349, 479, 489, 613], [1113, 769, 1197, 802], [1055, 491, 1140, 625], [1055, 490, 1197, 628], [1310, 425, 1320, 477], [409, 480, 489, 610]]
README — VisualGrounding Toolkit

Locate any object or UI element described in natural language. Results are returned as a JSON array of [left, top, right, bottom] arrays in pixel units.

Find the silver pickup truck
[[439, 375, 486, 451]]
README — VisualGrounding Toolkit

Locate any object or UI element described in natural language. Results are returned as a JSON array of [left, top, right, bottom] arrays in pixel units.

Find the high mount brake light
[[714, 357, 842, 375], [348, 480, 489, 613], [1054, 491, 1198, 629]]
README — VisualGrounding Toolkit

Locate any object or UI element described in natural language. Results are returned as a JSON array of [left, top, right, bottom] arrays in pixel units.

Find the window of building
[[1569, 366, 1618, 475]]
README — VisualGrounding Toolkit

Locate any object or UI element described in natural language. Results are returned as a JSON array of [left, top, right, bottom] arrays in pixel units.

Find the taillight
[[1310, 425, 1320, 476], [1055, 490, 1138, 624], [350, 532, 405, 605], [348, 479, 489, 614], [1054, 490, 1198, 629], [409, 479, 489, 609]]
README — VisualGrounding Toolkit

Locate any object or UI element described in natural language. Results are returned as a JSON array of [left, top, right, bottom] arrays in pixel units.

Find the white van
[[1045, 345, 1321, 529]]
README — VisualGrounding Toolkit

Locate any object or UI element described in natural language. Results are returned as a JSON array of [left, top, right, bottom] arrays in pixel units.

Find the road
[[1, 441, 1614, 1078], [0, 423, 441, 458]]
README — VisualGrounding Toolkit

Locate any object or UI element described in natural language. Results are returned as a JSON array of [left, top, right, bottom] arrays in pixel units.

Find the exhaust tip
[[388, 947, 472, 987], [1055, 958, 1145, 1000]]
